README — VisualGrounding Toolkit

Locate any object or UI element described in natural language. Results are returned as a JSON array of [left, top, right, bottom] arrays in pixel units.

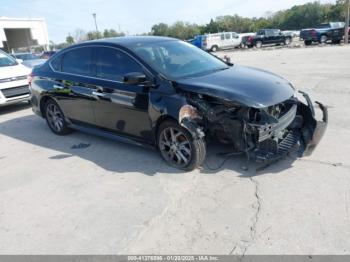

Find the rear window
[[61, 47, 93, 76], [50, 55, 61, 71]]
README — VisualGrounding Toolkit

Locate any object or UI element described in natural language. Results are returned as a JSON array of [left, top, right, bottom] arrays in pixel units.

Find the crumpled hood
[[176, 65, 295, 108]]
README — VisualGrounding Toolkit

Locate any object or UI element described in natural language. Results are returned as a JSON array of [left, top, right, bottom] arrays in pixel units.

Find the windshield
[[0, 51, 17, 67], [131, 40, 229, 79], [14, 53, 38, 61]]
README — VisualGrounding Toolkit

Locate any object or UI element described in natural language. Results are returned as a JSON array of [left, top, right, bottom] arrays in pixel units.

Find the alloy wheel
[[159, 127, 192, 168], [46, 103, 64, 132]]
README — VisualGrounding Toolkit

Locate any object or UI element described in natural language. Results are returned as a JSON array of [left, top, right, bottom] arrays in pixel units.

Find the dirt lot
[[0, 45, 350, 255]]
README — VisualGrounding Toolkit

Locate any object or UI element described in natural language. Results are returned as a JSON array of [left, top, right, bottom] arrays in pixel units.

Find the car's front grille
[[0, 75, 27, 83], [1, 85, 29, 98]]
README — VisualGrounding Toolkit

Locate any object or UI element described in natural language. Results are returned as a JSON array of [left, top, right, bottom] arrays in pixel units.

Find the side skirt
[[69, 123, 156, 150]]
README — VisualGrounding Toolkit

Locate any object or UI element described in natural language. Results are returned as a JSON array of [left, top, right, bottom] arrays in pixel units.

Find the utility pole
[[92, 13, 99, 32], [345, 0, 350, 44]]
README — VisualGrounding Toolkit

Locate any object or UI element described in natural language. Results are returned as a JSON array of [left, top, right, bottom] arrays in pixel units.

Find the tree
[[66, 35, 74, 44], [73, 28, 87, 43], [151, 23, 169, 36], [86, 31, 102, 40], [103, 29, 125, 38]]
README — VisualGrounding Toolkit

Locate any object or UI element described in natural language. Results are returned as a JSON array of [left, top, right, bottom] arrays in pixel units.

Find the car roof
[[68, 36, 177, 49]]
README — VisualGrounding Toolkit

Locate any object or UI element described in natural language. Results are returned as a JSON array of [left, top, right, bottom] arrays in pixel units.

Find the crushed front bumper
[[250, 91, 328, 163], [299, 92, 328, 156]]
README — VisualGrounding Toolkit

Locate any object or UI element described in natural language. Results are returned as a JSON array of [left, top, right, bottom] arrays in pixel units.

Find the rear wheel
[[157, 120, 206, 171], [44, 99, 71, 135], [319, 35, 327, 44], [211, 45, 218, 52], [304, 40, 312, 46], [284, 37, 291, 45]]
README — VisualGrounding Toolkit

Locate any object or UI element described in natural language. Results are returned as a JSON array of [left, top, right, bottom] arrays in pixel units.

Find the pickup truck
[[242, 29, 292, 48], [300, 22, 345, 45]]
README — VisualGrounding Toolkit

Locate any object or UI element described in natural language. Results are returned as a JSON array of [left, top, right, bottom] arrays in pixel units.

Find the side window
[[95, 47, 143, 81], [225, 33, 231, 40], [265, 30, 273, 37], [274, 30, 280, 36], [232, 33, 239, 39], [61, 47, 93, 76], [220, 34, 225, 40]]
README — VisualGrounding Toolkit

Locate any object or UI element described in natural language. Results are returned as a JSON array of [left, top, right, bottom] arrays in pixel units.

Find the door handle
[[92, 91, 107, 98], [53, 84, 64, 90]]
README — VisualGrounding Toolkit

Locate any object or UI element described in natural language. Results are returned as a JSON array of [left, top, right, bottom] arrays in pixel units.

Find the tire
[[211, 45, 218, 52], [304, 40, 312, 46], [255, 41, 262, 48], [284, 37, 291, 45], [44, 99, 71, 135], [319, 35, 327, 44], [332, 39, 341, 44], [157, 120, 206, 171]]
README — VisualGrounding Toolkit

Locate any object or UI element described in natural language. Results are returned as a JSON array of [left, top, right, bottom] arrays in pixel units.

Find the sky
[[1, 0, 335, 43]]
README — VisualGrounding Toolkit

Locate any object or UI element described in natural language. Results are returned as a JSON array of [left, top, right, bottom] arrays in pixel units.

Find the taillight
[[27, 73, 34, 86]]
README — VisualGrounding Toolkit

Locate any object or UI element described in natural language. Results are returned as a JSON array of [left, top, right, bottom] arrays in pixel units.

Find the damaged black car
[[29, 36, 327, 171]]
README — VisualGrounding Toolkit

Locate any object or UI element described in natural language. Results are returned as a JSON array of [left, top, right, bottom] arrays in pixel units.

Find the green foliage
[[66, 35, 74, 44], [150, 1, 347, 39], [152, 21, 201, 39]]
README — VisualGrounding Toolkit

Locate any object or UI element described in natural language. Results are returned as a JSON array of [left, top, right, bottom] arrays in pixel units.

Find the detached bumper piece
[[253, 130, 301, 163], [249, 92, 328, 164]]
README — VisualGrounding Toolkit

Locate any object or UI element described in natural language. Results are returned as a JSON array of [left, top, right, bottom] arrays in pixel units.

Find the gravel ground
[[0, 45, 350, 255]]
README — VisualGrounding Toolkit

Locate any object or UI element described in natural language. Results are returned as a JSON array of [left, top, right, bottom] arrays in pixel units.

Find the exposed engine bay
[[179, 91, 328, 164]]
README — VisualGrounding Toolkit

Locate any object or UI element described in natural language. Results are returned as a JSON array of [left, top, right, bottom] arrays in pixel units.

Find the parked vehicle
[[11, 52, 46, 68], [238, 32, 256, 48], [300, 22, 345, 45], [40, 51, 57, 59], [243, 29, 292, 48], [0, 50, 31, 106], [202, 32, 241, 52], [30, 36, 327, 171], [187, 35, 204, 49]]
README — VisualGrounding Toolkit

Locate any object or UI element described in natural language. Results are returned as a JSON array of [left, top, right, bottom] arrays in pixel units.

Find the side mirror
[[16, 59, 23, 64], [123, 72, 147, 85]]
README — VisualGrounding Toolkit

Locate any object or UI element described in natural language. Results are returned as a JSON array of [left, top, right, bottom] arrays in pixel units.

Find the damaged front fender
[[178, 104, 205, 139]]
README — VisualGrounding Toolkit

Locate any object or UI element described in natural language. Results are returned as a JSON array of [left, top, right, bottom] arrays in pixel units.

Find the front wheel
[[157, 120, 206, 171], [44, 99, 71, 135], [304, 40, 312, 46]]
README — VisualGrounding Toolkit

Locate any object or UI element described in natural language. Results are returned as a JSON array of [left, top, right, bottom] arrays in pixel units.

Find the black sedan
[[29, 36, 327, 171]]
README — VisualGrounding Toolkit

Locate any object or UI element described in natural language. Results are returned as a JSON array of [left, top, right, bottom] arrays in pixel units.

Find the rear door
[[49, 47, 96, 125], [264, 30, 275, 44], [273, 29, 283, 43], [91, 46, 152, 140]]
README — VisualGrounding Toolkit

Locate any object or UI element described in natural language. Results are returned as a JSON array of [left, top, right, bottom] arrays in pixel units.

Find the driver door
[[91, 47, 153, 141]]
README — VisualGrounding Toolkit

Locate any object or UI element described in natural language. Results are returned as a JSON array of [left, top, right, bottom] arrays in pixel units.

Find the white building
[[0, 17, 50, 52]]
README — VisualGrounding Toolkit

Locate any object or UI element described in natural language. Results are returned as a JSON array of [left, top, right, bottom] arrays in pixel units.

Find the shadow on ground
[[0, 114, 295, 176], [0, 102, 31, 115]]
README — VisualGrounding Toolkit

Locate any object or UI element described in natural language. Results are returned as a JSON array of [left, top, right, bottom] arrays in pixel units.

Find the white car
[[0, 50, 31, 106], [202, 32, 241, 52]]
